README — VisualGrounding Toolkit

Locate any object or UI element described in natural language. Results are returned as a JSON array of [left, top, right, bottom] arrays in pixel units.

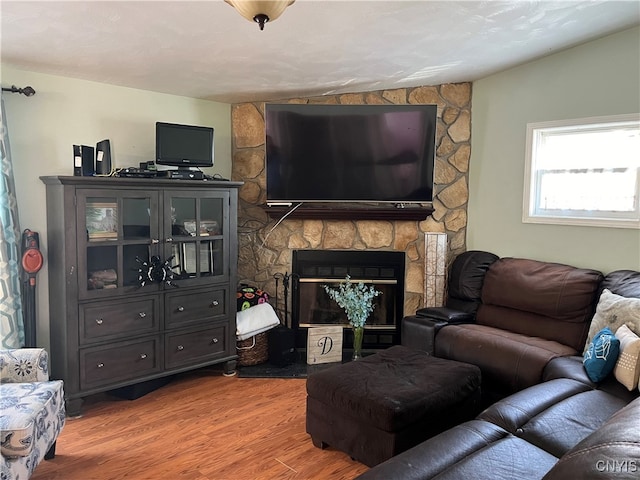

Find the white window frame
[[523, 113, 640, 229]]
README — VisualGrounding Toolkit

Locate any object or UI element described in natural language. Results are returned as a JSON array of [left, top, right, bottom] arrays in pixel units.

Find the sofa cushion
[[477, 258, 603, 351], [435, 324, 576, 392], [583, 327, 620, 382], [543, 356, 640, 404], [601, 269, 640, 299], [614, 325, 640, 391], [480, 378, 627, 458], [355, 420, 558, 480], [0, 380, 65, 457], [584, 289, 640, 352], [542, 397, 640, 480], [479, 378, 592, 431]]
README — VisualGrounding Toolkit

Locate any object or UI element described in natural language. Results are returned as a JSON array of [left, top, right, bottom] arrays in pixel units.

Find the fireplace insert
[[292, 250, 405, 349]]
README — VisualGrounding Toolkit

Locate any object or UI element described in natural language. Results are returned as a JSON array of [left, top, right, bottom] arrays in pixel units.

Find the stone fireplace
[[292, 250, 405, 349], [231, 83, 472, 326]]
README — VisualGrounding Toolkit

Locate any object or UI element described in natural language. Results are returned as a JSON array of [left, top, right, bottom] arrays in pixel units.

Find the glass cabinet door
[[164, 190, 228, 287], [77, 189, 161, 299]]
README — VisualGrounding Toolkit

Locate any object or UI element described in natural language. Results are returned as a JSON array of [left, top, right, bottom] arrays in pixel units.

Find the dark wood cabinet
[[41, 176, 242, 416]]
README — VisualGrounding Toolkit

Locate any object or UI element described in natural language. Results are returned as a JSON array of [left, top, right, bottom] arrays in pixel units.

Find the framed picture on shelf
[[200, 220, 220, 236], [183, 220, 220, 236], [183, 220, 197, 236], [86, 202, 118, 239]]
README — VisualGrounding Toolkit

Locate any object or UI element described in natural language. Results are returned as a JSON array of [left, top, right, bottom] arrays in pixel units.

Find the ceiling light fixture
[[225, 0, 295, 31]]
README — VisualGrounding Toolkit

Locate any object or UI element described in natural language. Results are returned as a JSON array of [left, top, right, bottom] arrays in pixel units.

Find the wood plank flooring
[[31, 368, 369, 480]]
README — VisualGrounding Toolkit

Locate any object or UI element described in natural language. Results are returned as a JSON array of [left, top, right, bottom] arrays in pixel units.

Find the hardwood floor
[[32, 368, 369, 480]]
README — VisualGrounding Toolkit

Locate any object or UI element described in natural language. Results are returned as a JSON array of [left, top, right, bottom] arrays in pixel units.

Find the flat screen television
[[156, 122, 214, 168], [265, 103, 437, 204]]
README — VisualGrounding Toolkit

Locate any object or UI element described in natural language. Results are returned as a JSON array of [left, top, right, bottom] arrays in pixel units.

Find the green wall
[[468, 27, 640, 273], [1, 65, 231, 350]]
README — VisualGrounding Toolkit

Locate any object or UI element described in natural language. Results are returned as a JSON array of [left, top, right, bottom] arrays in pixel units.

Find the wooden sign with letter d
[[307, 326, 343, 365]]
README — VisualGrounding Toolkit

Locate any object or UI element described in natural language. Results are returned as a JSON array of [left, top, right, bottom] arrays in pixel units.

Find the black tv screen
[[156, 122, 214, 168], [265, 104, 436, 203]]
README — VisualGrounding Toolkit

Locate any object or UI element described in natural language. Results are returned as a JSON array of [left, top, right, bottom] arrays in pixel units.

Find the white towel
[[236, 303, 281, 341]]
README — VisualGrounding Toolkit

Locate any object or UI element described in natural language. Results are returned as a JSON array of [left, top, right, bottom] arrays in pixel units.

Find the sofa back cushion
[[476, 258, 604, 351], [412, 251, 499, 352], [446, 250, 499, 313], [600, 269, 640, 298]]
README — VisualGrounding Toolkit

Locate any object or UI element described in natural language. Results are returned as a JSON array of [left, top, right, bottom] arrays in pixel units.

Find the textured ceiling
[[1, 1, 639, 103]]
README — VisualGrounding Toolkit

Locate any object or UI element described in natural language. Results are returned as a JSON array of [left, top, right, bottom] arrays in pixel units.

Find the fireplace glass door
[[297, 279, 397, 329]]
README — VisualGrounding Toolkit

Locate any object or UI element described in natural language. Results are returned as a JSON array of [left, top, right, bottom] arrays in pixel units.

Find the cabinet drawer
[[165, 326, 226, 369], [165, 288, 227, 328], [80, 337, 161, 390], [80, 297, 159, 344]]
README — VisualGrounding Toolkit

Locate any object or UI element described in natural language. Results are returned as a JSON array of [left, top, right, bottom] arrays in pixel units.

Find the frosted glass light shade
[[225, 1, 295, 30], [424, 232, 447, 308]]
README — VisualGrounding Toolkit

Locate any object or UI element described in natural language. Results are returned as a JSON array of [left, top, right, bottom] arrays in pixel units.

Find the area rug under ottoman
[[305, 345, 481, 467]]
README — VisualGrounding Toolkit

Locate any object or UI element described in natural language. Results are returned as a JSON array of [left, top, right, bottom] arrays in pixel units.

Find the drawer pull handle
[[97, 363, 104, 368], [210, 300, 219, 307], [177, 306, 185, 312], [165, 237, 173, 243], [211, 338, 219, 344], [140, 353, 148, 360], [177, 345, 184, 351], [138, 312, 147, 318], [95, 318, 104, 325], [151, 238, 160, 244]]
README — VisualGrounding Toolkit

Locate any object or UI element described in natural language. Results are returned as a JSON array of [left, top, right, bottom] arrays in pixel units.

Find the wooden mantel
[[262, 203, 434, 221]]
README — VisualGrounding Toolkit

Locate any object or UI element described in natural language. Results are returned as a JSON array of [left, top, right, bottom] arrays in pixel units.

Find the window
[[523, 114, 640, 229]]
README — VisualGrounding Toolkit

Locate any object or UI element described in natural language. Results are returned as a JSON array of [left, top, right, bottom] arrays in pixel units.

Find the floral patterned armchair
[[0, 348, 65, 480]]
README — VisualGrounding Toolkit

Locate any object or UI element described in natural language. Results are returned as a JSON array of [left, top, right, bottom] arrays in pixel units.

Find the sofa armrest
[[0, 348, 49, 383], [415, 306, 475, 324], [402, 309, 474, 354], [401, 316, 446, 354], [544, 356, 640, 403]]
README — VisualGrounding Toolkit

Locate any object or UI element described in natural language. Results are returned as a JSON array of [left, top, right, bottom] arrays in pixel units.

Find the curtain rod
[[1, 85, 36, 97]]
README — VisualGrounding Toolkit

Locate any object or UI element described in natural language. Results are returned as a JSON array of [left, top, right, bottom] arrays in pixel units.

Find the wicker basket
[[236, 331, 269, 366]]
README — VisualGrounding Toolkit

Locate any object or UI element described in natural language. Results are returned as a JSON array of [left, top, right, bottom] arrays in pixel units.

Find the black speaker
[[73, 145, 82, 176], [268, 325, 297, 367], [95, 139, 112, 175], [73, 144, 95, 176]]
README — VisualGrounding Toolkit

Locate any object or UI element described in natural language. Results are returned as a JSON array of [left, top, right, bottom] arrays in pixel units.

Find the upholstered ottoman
[[305, 345, 481, 467]]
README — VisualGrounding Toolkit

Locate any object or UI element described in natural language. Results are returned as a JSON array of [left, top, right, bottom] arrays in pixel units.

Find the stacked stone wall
[[231, 84, 471, 319]]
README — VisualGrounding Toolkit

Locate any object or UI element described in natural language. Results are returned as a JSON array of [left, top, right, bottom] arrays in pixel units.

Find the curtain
[[0, 93, 25, 348]]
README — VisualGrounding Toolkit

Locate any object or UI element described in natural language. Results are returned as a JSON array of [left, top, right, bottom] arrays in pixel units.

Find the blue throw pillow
[[583, 327, 620, 382]]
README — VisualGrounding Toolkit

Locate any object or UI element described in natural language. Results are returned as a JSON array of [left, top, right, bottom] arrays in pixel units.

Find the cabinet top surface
[[40, 175, 244, 189]]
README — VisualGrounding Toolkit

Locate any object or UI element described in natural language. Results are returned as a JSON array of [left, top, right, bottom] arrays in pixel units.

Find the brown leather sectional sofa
[[357, 253, 640, 479], [357, 356, 639, 479]]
